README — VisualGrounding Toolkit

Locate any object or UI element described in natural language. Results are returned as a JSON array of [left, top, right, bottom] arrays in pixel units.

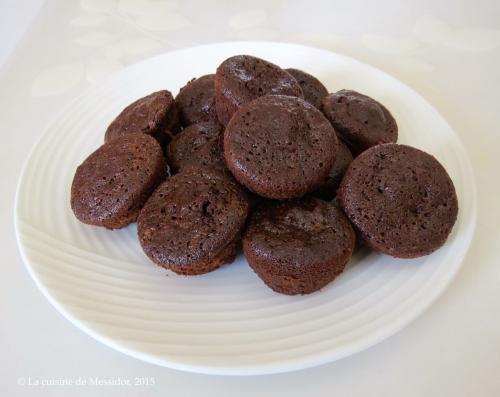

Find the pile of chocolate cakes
[[71, 55, 458, 295]]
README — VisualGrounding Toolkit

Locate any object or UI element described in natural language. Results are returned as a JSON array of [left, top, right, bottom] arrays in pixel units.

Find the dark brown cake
[[224, 94, 338, 200], [338, 143, 458, 258], [137, 166, 249, 275], [215, 55, 303, 126], [166, 121, 224, 172], [175, 74, 218, 127], [321, 89, 398, 154], [313, 139, 353, 200], [243, 197, 356, 295], [104, 90, 180, 148], [71, 134, 168, 229], [285, 68, 328, 109]]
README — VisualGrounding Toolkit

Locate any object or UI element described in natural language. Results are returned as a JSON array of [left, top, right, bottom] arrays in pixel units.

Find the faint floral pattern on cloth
[[31, 0, 191, 96], [30, 3, 500, 97], [362, 16, 500, 74]]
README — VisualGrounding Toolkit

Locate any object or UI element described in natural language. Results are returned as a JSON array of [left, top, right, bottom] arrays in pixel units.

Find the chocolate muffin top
[[285, 68, 328, 109], [313, 139, 353, 200], [224, 95, 338, 200], [244, 197, 355, 266], [243, 197, 356, 294], [321, 89, 398, 154], [104, 90, 179, 145], [137, 166, 249, 271], [215, 55, 303, 126], [175, 74, 218, 127], [338, 143, 458, 258], [167, 121, 224, 172], [71, 134, 167, 229]]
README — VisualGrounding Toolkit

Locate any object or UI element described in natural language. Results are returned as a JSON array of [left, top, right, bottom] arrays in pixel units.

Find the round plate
[[15, 42, 476, 375]]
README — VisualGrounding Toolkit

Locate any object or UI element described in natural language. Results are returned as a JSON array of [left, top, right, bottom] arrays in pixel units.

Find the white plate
[[15, 42, 476, 375]]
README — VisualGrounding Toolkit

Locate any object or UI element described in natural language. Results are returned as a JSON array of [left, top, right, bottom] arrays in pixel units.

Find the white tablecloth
[[1, 1, 499, 395]]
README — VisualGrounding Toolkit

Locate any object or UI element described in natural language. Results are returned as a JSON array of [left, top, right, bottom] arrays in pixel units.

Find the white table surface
[[1, 0, 499, 396]]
